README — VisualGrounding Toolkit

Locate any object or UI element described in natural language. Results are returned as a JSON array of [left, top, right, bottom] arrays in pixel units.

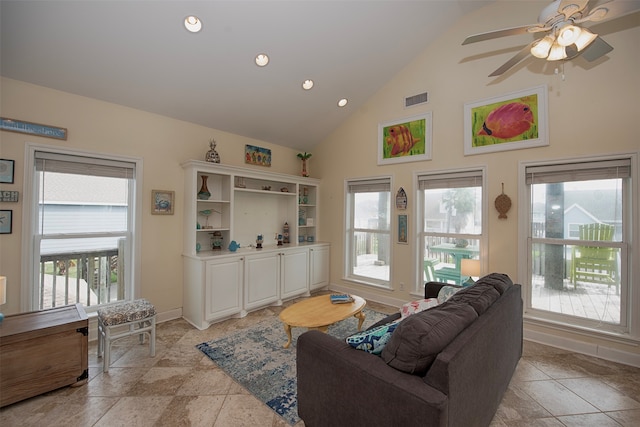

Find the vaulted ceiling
[[1, 1, 492, 151]]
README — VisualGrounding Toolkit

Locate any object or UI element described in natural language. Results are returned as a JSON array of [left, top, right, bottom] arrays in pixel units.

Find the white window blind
[[347, 178, 391, 193], [35, 151, 135, 179], [526, 158, 630, 184], [417, 170, 482, 190]]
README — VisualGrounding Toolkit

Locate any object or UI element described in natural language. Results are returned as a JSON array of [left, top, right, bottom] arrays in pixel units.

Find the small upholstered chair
[[97, 298, 156, 372]]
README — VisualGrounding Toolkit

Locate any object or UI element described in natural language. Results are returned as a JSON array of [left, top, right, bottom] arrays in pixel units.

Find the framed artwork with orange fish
[[378, 112, 432, 165], [464, 85, 548, 156]]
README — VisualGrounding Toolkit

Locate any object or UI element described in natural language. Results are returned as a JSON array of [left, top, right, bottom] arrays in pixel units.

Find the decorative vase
[[197, 175, 211, 200], [301, 159, 309, 177], [205, 138, 221, 163]]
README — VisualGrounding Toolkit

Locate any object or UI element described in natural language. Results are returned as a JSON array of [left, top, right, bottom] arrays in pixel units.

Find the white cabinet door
[[310, 244, 330, 290], [280, 248, 309, 300], [244, 252, 279, 310], [205, 256, 243, 321]]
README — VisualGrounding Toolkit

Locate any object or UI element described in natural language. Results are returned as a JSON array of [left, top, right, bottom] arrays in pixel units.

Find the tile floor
[[1, 297, 639, 427]]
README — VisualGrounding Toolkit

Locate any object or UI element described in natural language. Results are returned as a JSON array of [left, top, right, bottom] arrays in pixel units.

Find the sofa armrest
[[297, 330, 448, 427], [424, 281, 461, 298]]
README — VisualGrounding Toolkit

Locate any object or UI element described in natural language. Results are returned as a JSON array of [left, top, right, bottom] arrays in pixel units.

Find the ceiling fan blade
[[579, 36, 614, 61], [488, 42, 535, 77], [576, 0, 640, 24], [462, 25, 544, 45], [557, 0, 590, 18]]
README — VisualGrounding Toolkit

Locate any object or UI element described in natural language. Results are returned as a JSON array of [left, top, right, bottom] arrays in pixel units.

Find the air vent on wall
[[404, 91, 428, 108]]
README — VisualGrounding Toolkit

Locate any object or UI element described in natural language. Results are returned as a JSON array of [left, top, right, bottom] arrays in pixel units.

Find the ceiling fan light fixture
[[574, 28, 597, 51], [557, 25, 582, 46], [547, 42, 567, 61], [184, 16, 202, 33], [337, 98, 348, 107], [302, 79, 314, 90], [531, 35, 555, 58]]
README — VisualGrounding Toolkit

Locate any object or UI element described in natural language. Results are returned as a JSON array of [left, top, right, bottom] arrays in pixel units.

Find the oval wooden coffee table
[[279, 294, 366, 348]]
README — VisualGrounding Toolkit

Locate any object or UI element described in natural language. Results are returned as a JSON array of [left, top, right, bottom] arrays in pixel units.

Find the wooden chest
[[0, 303, 88, 407]]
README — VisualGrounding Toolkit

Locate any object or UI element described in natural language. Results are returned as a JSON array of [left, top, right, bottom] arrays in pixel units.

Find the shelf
[[198, 199, 230, 203], [197, 228, 230, 232], [235, 187, 296, 196]]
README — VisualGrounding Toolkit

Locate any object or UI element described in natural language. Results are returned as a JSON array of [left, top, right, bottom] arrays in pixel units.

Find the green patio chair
[[570, 223, 618, 294]]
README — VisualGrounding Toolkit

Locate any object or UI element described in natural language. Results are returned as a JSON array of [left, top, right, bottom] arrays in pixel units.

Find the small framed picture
[[0, 210, 13, 234], [0, 159, 15, 184], [151, 190, 175, 215], [398, 214, 408, 244]]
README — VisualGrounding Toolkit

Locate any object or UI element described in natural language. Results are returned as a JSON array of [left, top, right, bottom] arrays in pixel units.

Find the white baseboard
[[524, 327, 640, 368]]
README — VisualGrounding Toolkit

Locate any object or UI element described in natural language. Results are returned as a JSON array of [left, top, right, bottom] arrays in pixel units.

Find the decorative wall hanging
[[0, 210, 12, 234], [494, 183, 512, 219], [378, 112, 432, 165], [397, 214, 408, 244], [0, 191, 19, 202], [0, 159, 15, 183], [245, 144, 271, 167], [0, 117, 67, 140], [205, 138, 221, 163], [395, 187, 407, 210], [151, 190, 175, 215], [464, 85, 548, 156]]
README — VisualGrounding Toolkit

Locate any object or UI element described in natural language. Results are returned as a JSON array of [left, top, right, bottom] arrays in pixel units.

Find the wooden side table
[[0, 303, 88, 407]]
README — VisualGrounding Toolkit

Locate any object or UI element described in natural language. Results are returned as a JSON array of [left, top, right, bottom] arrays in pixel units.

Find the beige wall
[[314, 2, 639, 357], [0, 77, 301, 316]]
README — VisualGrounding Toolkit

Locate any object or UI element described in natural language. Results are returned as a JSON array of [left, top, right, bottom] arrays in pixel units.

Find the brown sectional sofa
[[297, 273, 522, 427]]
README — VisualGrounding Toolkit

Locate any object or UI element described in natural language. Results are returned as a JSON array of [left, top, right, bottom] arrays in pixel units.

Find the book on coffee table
[[330, 293, 354, 304]]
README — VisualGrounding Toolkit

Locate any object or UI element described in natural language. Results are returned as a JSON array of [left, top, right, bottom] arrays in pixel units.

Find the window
[[345, 177, 391, 288], [22, 145, 141, 313], [521, 156, 634, 335], [416, 169, 484, 293]]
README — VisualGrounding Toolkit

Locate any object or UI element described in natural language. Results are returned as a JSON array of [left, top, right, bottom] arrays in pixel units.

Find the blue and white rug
[[196, 308, 389, 425]]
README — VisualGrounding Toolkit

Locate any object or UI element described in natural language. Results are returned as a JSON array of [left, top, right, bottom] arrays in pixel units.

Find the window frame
[[414, 167, 487, 294], [517, 153, 639, 341], [343, 175, 393, 289], [21, 143, 143, 313]]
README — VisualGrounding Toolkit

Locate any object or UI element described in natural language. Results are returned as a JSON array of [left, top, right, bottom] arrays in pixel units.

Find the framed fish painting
[[464, 85, 548, 156], [378, 112, 432, 165]]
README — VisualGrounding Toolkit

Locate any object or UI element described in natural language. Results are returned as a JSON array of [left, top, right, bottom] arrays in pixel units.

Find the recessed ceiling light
[[184, 16, 202, 33], [337, 98, 348, 107], [302, 79, 314, 90], [255, 54, 270, 67]]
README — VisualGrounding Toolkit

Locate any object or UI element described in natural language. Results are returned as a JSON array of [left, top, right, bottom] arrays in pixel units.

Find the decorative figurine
[[276, 233, 283, 246], [205, 138, 220, 163], [283, 222, 289, 244], [228, 240, 240, 252], [211, 231, 223, 250], [256, 234, 263, 249], [297, 152, 312, 177]]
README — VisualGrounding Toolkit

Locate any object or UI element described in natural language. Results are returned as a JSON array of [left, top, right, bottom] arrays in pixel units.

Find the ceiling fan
[[462, 0, 640, 77]]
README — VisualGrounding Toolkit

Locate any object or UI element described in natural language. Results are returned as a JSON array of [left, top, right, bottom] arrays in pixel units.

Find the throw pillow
[[400, 298, 439, 319], [437, 285, 462, 304], [381, 303, 478, 375], [346, 320, 401, 355]]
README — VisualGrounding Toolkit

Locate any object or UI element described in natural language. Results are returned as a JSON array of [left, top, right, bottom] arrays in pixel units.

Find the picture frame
[[378, 112, 432, 165], [245, 144, 272, 167], [464, 85, 548, 156], [151, 190, 175, 215], [0, 117, 67, 140], [0, 159, 15, 184], [0, 210, 12, 234], [397, 214, 408, 244]]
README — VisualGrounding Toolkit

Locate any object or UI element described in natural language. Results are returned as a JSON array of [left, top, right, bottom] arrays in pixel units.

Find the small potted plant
[[297, 152, 312, 177]]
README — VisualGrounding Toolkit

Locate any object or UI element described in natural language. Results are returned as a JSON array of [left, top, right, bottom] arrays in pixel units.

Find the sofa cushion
[[346, 320, 401, 355], [381, 303, 478, 375], [437, 285, 462, 304], [400, 298, 440, 319], [478, 272, 513, 294], [446, 283, 500, 316]]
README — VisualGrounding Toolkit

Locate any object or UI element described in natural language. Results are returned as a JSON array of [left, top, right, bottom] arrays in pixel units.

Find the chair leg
[[103, 325, 111, 373], [97, 319, 104, 358], [150, 316, 156, 357]]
